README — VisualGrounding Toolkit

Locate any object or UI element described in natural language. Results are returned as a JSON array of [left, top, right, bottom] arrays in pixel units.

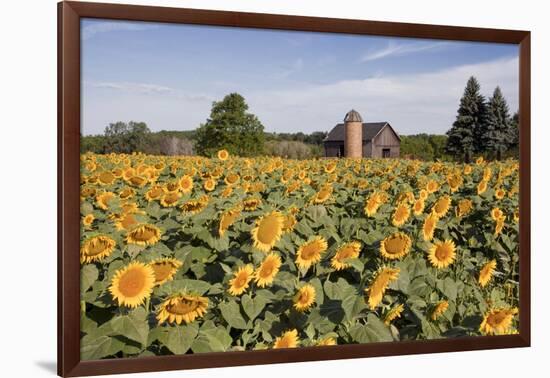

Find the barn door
[[339, 144, 345, 157], [382, 148, 390, 158]]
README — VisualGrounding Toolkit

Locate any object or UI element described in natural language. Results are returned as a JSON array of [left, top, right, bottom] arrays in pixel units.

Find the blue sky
[[81, 19, 519, 136]]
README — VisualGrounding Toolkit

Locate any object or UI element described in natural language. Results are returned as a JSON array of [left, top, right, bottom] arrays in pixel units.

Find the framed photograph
[[58, 1, 530, 376]]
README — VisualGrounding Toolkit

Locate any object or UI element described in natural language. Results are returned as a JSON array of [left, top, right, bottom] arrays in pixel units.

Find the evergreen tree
[[483, 87, 512, 160], [445, 76, 487, 162], [194, 93, 265, 157], [509, 111, 520, 150]]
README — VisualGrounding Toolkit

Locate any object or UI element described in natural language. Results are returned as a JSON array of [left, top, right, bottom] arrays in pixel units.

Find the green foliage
[[445, 76, 487, 161], [103, 121, 152, 154], [194, 93, 265, 157], [400, 134, 449, 161], [483, 87, 514, 160], [81, 123, 194, 155], [445, 77, 519, 161], [80, 153, 520, 358]]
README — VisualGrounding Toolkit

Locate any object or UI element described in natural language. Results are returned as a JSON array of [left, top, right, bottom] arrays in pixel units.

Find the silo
[[344, 109, 363, 158]]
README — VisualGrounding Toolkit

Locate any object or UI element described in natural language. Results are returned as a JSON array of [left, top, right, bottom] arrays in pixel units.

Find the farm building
[[323, 110, 400, 158]]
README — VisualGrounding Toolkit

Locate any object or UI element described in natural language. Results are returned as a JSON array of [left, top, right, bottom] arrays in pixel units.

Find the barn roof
[[324, 122, 398, 142]]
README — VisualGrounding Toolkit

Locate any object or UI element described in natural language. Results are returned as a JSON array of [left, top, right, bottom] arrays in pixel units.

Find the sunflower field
[[79, 151, 520, 360]]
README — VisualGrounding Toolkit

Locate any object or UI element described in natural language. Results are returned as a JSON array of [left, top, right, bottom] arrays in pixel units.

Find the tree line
[[82, 80, 519, 161], [445, 76, 518, 162], [81, 122, 194, 156], [81, 93, 329, 159]]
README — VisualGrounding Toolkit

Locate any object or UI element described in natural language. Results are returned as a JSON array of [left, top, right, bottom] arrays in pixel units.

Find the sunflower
[[432, 195, 451, 218], [313, 186, 332, 204], [282, 213, 297, 233], [82, 213, 95, 227], [331, 241, 361, 271], [251, 211, 284, 252], [316, 337, 337, 346], [483, 167, 492, 181], [413, 198, 425, 215], [419, 189, 429, 200], [156, 294, 208, 325], [96, 191, 115, 210], [513, 208, 520, 223], [228, 264, 254, 296], [366, 267, 400, 309], [121, 202, 141, 214], [431, 300, 449, 320], [203, 178, 216, 192], [296, 236, 328, 271], [428, 239, 456, 268], [114, 213, 138, 231], [495, 188, 506, 200], [456, 198, 473, 217], [80, 235, 116, 263], [160, 192, 181, 207], [364, 193, 382, 217], [128, 175, 148, 188], [181, 198, 208, 215], [426, 180, 439, 193], [293, 284, 316, 312], [122, 167, 135, 181], [109, 262, 155, 308], [80, 186, 97, 199], [380, 232, 412, 260], [224, 173, 240, 186], [384, 303, 405, 325], [119, 187, 135, 200], [218, 207, 241, 236], [98, 171, 116, 185], [392, 203, 410, 227], [273, 329, 299, 349], [494, 216, 506, 236], [126, 224, 162, 246], [285, 181, 301, 195], [479, 259, 497, 288], [243, 198, 262, 211], [84, 161, 97, 172], [422, 213, 438, 241], [476, 156, 485, 165], [479, 307, 518, 335], [254, 253, 282, 287], [217, 149, 229, 161], [447, 174, 463, 192], [145, 185, 165, 201], [324, 161, 337, 174], [491, 207, 504, 221], [148, 258, 183, 286], [221, 186, 233, 198], [179, 175, 194, 194], [477, 180, 488, 195]]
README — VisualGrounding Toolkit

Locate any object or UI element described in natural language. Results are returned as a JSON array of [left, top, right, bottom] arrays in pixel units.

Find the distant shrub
[[265, 141, 313, 159]]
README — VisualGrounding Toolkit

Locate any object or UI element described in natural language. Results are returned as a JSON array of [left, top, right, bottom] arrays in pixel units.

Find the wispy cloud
[[85, 81, 213, 102], [82, 58, 519, 136], [360, 41, 450, 62], [82, 21, 158, 40], [246, 57, 519, 135], [275, 58, 304, 79]]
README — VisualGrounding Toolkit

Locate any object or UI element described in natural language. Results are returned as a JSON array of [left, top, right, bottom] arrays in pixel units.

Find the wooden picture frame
[[58, 1, 531, 376]]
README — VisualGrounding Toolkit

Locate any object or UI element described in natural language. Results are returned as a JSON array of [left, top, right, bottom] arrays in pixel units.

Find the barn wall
[[362, 141, 372, 157], [323, 141, 343, 157], [371, 126, 400, 158]]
